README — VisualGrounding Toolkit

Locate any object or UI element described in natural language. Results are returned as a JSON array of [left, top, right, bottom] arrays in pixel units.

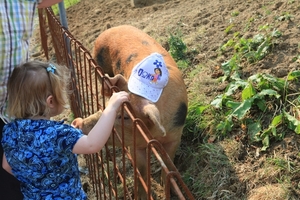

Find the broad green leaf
[[255, 89, 280, 99], [255, 99, 266, 111], [261, 134, 270, 151], [296, 125, 300, 134], [271, 29, 282, 38], [231, 98, 254, 119], [272, 79, 286, 92], [256, 40, 269, 60], [226, 101, 241, 110], [225, 83, 240, 96], [230, 71, 242, 81], [221, 59, 233, 78], [260, 127, 271, 151], [221, 55, 241, 82], [261, 74, 285, 91], [221, 38, 235, 51], [271, 114, 283, 126], [211, 95, 224, 108], [242, 83, 256, 100], [225, 80, 248, 96], [254, 114, 283, 151], [271, 126, 277, 137], [249, 74, 271, 90], [287, 70, 300, 81], [252, 34, 265, 44], [284, 112, 300, 134], [217, 116, 233, 135], [248, 74, 260, 82], [248, 122, 262, 142], [195, 105, 210, 115], [250, 73, 285, 91]]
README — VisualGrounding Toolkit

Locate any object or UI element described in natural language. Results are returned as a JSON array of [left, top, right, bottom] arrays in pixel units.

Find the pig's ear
[[103, 74, 128, 96], [143, 104, 166, 137]]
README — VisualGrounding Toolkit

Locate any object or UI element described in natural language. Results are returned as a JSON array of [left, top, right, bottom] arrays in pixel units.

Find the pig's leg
[[71, 111, 102, 135], [160, 138, 182, 189], [135, 148, 147, 200]]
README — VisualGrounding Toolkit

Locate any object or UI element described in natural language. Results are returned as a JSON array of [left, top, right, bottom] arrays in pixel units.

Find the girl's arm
[[2, 153, 13, 175], [72, 91, 129, 154]]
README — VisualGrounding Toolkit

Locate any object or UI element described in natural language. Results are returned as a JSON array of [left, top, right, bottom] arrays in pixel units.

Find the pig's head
[[105, 73, 166, 135], [72, 74, 166, 146]]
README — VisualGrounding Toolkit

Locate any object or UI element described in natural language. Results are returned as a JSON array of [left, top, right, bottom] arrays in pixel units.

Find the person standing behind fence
[[1, 60, 129, 199], [0, 0, 63, 199]]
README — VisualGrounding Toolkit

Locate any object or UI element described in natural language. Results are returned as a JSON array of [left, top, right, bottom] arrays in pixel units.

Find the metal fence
[[38, 7, 195, 200]]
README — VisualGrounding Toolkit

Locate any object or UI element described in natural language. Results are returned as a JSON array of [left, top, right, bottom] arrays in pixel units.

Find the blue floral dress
[[1, 119, 87, 199]]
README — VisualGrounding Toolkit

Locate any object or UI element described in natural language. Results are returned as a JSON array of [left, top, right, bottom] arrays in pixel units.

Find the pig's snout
[[71, 117, 84, 129]]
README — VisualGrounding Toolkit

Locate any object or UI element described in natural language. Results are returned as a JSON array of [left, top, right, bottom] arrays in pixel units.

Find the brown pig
[[72, 25, 188, 199]]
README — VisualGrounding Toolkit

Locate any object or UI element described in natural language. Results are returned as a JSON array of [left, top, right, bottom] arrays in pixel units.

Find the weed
[[276, 12, 293, 21], [168, 31, 187, 62], [220, 27, 281, 81], [265, 9, 272, 15], [180, 143, 234, 198], [231, 11, 239, 17], [267, 158, 289, 170], [211, 71, 300, 150], [224, 24, 234, 34], [183, 101, 211, 142], [244, 17, 254, 31]]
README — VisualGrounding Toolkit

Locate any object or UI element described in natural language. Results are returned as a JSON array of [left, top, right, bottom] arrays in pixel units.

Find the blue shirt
[[1, 119, 87, 199]]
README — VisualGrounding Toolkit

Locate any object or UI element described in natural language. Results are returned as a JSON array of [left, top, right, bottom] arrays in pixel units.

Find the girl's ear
[[46, 95, 55, 108]]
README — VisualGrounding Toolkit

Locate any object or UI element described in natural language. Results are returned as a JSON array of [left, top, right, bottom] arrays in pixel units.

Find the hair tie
[[47, 64, 56, 74]]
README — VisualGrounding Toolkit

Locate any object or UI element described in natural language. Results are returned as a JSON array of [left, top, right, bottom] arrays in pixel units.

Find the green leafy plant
[[220, 28, 282, 81], [211, 71, 300, 150], [231, 11, 239, 17], [183, 101, 211, 142], [224, 24, 235, 34], [276, 12, 293, 21], [168, 32, 187, 62]]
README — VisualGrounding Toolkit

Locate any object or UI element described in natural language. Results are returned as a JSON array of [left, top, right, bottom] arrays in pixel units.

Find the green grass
[[51, 0, 80, 15], [180, 143, 234, 198]]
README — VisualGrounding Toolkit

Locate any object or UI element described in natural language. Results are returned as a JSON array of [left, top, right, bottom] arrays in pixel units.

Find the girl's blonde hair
[[7, 60, 71, 119]]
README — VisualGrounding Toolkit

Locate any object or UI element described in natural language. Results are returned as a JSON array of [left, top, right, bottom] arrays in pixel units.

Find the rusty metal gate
[[38, 7, 194, 200]]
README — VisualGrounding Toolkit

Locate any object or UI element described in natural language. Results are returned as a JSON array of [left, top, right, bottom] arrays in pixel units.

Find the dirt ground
[[35, 0, 300, 199]]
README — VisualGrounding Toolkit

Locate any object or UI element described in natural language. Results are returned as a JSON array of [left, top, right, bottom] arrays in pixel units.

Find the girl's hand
[[107, 91, 129, 111], [72, 91, 129, 154]]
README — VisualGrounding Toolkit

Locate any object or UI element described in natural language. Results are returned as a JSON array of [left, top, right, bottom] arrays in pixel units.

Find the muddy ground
[[32, 0, 300, 199]]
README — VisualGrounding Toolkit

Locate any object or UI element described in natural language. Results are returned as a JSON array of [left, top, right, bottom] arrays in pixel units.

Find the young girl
[[1, 60, 129, 199]]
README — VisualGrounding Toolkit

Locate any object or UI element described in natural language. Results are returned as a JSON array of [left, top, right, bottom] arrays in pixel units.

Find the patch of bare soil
[[33, 0, 300, 199]]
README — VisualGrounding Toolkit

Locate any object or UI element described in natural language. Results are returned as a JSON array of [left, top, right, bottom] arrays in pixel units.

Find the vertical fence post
[[58, 2, 68, 29], [57, 1, 82, 117]]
